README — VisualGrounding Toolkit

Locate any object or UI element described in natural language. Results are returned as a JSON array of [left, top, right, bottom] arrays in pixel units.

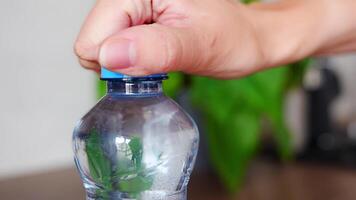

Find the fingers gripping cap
[[101, 68, 168, 81]]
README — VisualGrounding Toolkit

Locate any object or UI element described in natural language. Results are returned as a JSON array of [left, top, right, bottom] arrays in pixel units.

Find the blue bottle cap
[[101, 68, 168, 81]]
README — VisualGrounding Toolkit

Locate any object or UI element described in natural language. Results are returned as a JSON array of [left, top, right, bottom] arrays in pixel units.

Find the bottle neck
[[107, 80, 163, 95]]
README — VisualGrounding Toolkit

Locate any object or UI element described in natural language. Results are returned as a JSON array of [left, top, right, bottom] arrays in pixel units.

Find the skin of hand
[[74, 0, 356, 79]]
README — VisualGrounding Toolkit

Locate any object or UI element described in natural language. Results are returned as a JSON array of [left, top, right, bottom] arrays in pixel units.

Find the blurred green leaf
[[113, 137, 153, 196], [243, 67, 293, 160], [86, 131, 153, 198], [203, 110, 260, 191], [118, 176, 153, 194], [129, 137, 143, 169], [285, 59, 312, 90], [97, 79, 106, 99], [86, 129, 112, 190], [241, 0, 259, 4], [190, 76, 263, 191], [189, 61, 311, 191], [163, 72, 184, 99]]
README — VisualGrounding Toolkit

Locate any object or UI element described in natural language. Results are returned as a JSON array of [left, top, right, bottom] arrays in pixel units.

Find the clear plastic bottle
[[73, 69, 199, 200]]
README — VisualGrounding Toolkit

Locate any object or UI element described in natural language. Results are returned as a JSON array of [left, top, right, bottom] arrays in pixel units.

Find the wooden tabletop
[[1, 161, 356, 200]]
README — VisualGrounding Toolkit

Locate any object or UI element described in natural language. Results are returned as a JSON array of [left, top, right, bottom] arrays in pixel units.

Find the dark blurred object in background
[[298, 59, 356, 166]]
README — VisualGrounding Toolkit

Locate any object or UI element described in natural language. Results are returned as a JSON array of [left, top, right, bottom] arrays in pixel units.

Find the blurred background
[[1, 0, 356, 200]]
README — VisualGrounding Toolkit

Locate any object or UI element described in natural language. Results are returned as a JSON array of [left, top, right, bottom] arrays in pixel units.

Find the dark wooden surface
[[1, 161, 356, 200]]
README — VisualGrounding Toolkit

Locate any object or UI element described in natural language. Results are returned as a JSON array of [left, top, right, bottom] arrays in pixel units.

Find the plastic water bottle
[[73, 69, 199, 200]]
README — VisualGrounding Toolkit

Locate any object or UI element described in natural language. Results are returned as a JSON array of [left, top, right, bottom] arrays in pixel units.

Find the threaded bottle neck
[[106, 80, 163, 95]]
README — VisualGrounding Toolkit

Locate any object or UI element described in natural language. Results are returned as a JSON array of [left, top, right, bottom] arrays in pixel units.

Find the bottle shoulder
[[74, 94, 198, 137], [92, 94, 178, 114]]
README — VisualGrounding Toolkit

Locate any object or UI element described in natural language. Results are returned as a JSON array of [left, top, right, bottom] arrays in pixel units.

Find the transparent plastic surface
[[73, 81, 199, 200]]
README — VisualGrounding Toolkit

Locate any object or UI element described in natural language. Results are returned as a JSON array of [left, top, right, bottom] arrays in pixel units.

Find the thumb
[[99, 24, 205, 76]]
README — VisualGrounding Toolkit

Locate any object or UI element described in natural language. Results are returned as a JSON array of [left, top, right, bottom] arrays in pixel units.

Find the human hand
[[74, 0, 265, 79], [74, 0, 356, 79]]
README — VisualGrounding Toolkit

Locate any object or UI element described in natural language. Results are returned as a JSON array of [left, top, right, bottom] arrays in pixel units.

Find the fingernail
[[99, 39, 135, 69]]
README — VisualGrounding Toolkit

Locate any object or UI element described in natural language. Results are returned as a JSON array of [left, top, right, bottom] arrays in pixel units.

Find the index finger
[[74, 0, 132, 62]]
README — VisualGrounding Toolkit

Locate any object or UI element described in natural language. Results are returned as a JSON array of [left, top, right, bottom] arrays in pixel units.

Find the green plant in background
[[190, 60, 309, 191], [95, 0, 311, 193], [163, 58, 310, 192], [86, 129, 112, 196], [85, 129, 153, 198]]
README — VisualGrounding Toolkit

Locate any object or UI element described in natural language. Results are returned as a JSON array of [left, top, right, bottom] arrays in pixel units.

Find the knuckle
[[162, 30, 182, 71], [74, 40, 95, 60], [78, 59, 99, 70]]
